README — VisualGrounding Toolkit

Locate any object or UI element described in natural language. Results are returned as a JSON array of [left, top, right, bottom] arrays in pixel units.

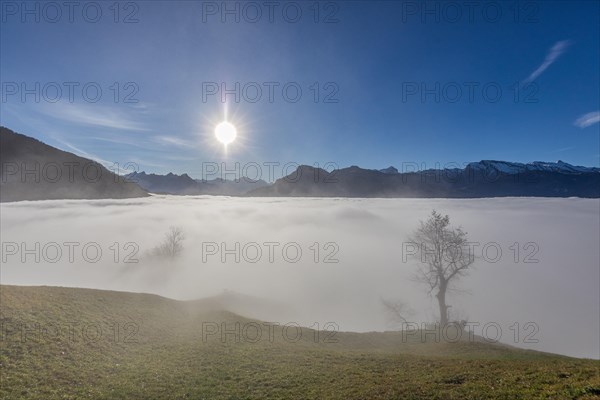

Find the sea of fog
[[1, 195, 598, 359]]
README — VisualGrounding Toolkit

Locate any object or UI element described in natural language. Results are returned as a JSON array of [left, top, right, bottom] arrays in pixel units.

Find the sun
[[215, 121, 237, 146]]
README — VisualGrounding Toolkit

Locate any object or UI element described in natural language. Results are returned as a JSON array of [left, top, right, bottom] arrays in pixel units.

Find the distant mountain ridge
[[125, 171, 269, 196], [2, 126, 598, 200], [0, 127, 148, 202], [464, 160, 598, 175], [249, 161, 600, 198], [376, 160, 600, 175], [125, 171, 202, 195], [379, 166, 399, 174]]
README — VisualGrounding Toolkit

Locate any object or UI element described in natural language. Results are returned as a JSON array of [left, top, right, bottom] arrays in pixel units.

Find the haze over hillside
[[0, 127, 148, 202]]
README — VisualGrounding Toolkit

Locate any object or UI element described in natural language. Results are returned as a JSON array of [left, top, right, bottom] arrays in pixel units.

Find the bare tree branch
[[151, 226, 185, 260], [381, 298, 414, 329]]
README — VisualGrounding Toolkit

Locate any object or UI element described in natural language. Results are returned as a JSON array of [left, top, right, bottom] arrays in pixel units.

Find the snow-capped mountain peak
[[467, 160, 599, 175]]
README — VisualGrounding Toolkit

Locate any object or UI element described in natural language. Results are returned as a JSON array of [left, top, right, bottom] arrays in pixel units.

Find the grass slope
[[1, 285, 598, 399]]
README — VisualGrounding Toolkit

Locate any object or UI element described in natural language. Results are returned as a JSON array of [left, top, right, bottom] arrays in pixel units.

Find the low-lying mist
[[1, 195, 598, 359]]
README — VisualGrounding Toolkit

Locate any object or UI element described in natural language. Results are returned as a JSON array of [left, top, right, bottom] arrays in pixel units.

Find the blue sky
[[1, 0, 599, 179]]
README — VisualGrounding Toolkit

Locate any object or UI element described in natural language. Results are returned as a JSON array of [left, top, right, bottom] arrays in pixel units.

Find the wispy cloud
[[55, 139, 114, 167], [40, 103, 149, 132], [574, 111, 600, 128], [525, 40, 571, 83], [153, 135, 197, 148], [549, 146, 575, 154], [90, 135, 154, 150]]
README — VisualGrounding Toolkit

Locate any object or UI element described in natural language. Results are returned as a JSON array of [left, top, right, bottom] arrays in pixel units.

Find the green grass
[[1, 285, 598, 399]]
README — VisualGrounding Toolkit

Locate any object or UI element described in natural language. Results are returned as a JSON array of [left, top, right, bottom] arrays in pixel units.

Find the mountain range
[[126, 160, 600, 198], [2, 126, 598, 201], [125, 171, 269, 196], [249, 162, 600, 198]]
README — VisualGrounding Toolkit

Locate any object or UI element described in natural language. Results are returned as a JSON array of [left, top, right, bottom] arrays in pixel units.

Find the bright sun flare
[[215, 121, 237, 146]]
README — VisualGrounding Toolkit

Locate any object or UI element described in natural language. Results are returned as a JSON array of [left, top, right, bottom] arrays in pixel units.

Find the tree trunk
[[436, 283, 448, 326]]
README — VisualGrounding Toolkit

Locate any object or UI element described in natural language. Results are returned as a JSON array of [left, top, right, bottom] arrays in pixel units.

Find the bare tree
[[152, 226, 185, 259], [407, 210, 476, 326], [381, 298, 414, 329]]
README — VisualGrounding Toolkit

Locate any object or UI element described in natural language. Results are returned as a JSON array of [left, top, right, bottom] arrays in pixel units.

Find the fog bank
[[1, 195, 598, 358]]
